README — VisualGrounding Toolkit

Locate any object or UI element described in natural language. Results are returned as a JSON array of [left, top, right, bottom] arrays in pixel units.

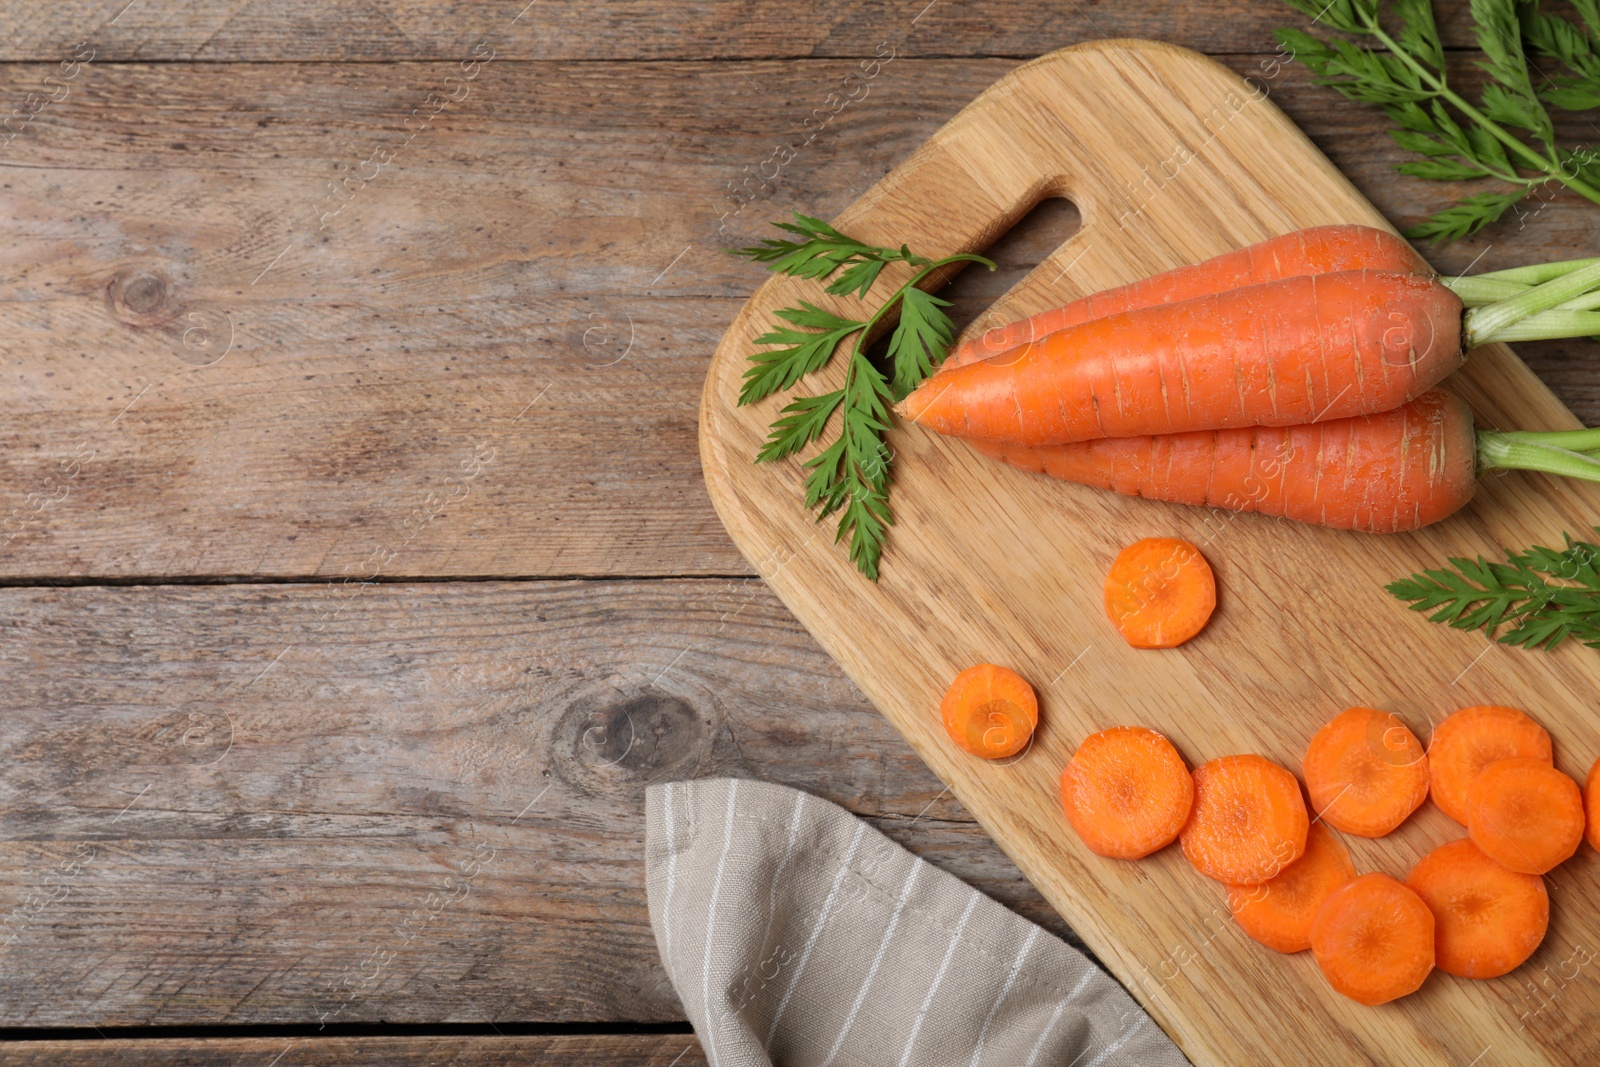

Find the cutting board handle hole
[[935, 193, 1081, 347]]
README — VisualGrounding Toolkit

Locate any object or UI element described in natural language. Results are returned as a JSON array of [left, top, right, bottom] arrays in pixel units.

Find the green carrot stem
[[1464, 261, 1600, 345], [1556, 290, 1600, 313], [1444, 261, 1600, 309], [1479, 308, 1600, 343], [1478, 432, 1600, 482], [1471, 256, 1600, 286], [1442, 275, 1526, 307], [1498, 427, 1600, 452]]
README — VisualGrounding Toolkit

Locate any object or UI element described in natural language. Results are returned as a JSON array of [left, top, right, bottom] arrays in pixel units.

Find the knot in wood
[[554, 690, 707, 799], [107, 265, 177, 328]]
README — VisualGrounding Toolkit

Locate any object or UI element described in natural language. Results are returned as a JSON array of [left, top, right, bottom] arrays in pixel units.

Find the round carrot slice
[[1310, 873, 1435, 1006], [1103, 537, 1216, 649], [1227, 821, 1357, 954], [1061, 726, 1193, 859], [1465, 757, 1584, 875], [1586, 756, 1600, 852], [940, 663, 1038, 759], [1181, 754, 1309, 884], [1406, 838, 1548, 979], [1428, 705, 1552, 825], [1303, 706, 1428, 837]]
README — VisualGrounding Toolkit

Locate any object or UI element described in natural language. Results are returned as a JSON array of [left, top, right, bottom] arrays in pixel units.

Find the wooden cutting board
[[699, 39, 1600, 1066]]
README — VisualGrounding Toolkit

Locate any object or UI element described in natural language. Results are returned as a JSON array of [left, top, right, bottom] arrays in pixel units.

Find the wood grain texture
[[0, 0, 1493, 62], [1, 56, 1598, 582], [0, 578, 1076, 1027], [701, 40, 1600, 1066], [0, 1034, 706, 1066]]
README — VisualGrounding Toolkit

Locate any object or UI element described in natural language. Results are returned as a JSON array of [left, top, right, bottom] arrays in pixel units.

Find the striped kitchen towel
[[644, 778, 1188, 1067]]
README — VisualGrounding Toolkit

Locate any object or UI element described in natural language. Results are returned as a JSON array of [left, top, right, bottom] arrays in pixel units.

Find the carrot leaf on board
[[1278, 0, 1600, 243], [727, 213, 993, 580], [1386, 529, 1600, 650]]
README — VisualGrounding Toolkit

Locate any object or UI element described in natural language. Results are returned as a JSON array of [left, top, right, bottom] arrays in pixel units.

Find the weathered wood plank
[[1, 57, 1596, 581], [0, 1, 1492, 63], [0, 1033, 707, 1066], [0, 578, 1073, 1027]]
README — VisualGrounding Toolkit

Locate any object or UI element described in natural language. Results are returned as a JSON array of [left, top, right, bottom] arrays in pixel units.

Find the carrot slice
[[1181, 754, 1309, 884], [1103, 537, 1216, 649], [940, 663, 1038, 759], [1061, 726, 1193, 859], [1465, 757, 1584, 875], [1406, 838, 1548, 979], [1428, 705, 1553, 825], [1587, 756, 1600, 852], [1227, 822, 1357, 953], [1302, 706, 1428, 837], [1310, 873, 1435, 1005]]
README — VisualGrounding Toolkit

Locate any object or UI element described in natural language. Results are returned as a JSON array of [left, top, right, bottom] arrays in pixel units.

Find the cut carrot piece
[[1465, 757, 1584, 875], [1428, 705, 1552, 825], [1103, 537, 1216, 649], [940, 663, 1038, 759], [1587, 757, 1600, 852], [1302, 706, 1428, 837], [1310, 873, 1435, 1005], [1406, 838, 1548, 979], [1227, 822, 1357, 953], [1181, 754, 1309, 884], [1061, 726, 1193, 859]]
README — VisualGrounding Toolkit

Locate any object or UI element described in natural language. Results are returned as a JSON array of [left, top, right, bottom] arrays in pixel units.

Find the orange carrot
[[1465, 757, 1584, 875], [1587, 756, 1600, 852], [969, 389, 1478, 533], [1310, 873, 1435, 1005], [1227, 821, 1358, 954], [1302, 706, 1429, 837], [898, 270, 1465, 446], [940, 663, 1038, 758], [1181, 754, 1309, 885], [1061, 726, 1193, 859], [1103, 537, 1215, 649], [941, 225, 1426, 373], [1428, 705, 1553, 825], [1406, 838, 1548, 979]]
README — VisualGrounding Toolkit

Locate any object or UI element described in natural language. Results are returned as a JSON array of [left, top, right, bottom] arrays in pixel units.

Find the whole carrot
[[939, 224, 1426, 373], [966, 389, 1600, 533], [901, 269, 1466, 445]]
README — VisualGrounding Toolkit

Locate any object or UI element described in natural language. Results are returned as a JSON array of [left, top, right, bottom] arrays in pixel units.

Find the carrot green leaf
[[728, 212, 993, 580], [1278, 0, 1600, 242], [1386, 529, 1600, 650]]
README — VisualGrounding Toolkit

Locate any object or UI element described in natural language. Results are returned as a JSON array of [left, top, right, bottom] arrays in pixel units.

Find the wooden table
[[1, 2, 1596, 1062]]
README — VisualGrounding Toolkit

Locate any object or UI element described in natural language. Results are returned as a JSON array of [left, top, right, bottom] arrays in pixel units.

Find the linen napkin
[[645, 778, 1188, 1067]]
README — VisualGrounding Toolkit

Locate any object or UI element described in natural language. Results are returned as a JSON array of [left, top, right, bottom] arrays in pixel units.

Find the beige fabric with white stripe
[[645, 778, 1189, 1067]]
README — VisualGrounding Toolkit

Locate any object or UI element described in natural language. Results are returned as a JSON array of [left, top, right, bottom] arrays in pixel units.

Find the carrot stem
[[1497, 427, 1600, 452], [1486, 308, 1600, 343], [1446, 257, 1600, 307], [1478, 432, 1600, 482], [1443, 276, 1527, 307], [1464, 261, 1600, 345], [1473, 257, 1600, 286]]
